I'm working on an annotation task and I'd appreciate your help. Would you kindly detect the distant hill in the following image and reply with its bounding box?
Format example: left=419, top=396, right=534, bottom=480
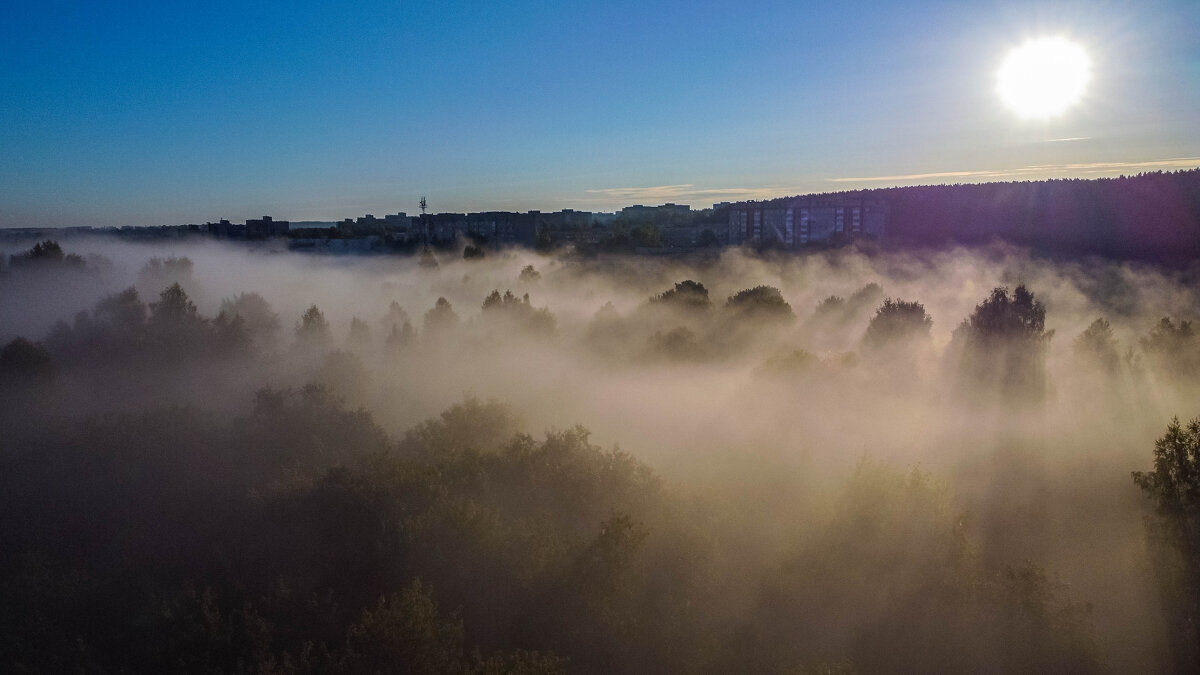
left=760, top=169, right=1200, bottom=262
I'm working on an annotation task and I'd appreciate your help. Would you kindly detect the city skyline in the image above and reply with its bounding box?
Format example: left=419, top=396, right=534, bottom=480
left=3, top=0, right=1199, bottom=228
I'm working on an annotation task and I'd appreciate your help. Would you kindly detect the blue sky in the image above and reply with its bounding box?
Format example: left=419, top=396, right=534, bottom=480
left=2, top=0, right=1198, bottom=227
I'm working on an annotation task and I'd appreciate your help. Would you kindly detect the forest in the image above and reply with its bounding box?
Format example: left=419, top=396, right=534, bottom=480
left=754, top=169, right=1200, bottom=261
left=1, top=236, right=1199, bottom=673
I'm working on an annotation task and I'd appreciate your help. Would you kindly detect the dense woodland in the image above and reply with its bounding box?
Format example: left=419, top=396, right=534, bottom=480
left=2, top=238, right=1199, bottom=673
left=755, top=170, right=1200, bottom=261
left=883, top=170, right=1200, bottom=260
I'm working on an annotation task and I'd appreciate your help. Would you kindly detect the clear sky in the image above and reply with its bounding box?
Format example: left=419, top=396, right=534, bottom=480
left=2, top=0, right=1198, bottom=227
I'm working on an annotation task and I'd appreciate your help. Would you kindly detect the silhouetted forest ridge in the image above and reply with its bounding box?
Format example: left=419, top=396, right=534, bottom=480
left=750, top=169, right=1200, bottom=260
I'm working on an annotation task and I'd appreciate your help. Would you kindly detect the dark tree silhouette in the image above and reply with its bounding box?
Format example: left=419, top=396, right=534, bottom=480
left=9, top=240, right=86, bottom=269
left=218, top=292, right=281, bottom=346
left=1141, top=318, right=1199, bottom=381
left=863, top=298, right=933, bottom=351
left=647, top=326, right=703, bottom=361
left=519, top=264, right=541, bottom=282
left=953, top=285, right=1053, bottom=403
left=1073, top=318, right=1121, bottom=374
left=26, top=240, right=64, bottom=261
left=481, top=290, right=556, bottom=335
left=296, top=305, right=332, bottom=347
left=147, top=283, right=212, bottom=355
left=1133, top=416, right=1200, bottom=672
left=94, top=287, right=147, bottom=335
left=423, top=297, right=459, bottom=334
left=149, top=283, right=200, bottom=325
left=757, top=348, right=819, bottom=376
left=813, top=295, right=846, bottom=317
left=724, top=286, right=796, bottom=322
left=0, top=337, right=55, bottom=383
left=651, top=280, right=712, bottom=313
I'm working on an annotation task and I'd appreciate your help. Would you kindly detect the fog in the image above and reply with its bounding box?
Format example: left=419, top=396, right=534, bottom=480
left=2, top=236, right=1198, bottom=673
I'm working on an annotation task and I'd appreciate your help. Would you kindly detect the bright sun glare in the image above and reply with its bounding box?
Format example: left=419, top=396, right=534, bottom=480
left=997, top=37, right=1091, bottom=119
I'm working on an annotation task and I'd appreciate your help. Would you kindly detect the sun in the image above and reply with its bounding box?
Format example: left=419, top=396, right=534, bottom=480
left=997, top=37, right=1091, bottom=119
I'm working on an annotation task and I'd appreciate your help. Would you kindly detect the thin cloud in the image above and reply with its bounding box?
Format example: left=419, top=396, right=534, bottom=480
left=583, top=184, right=801, bottom=204
left=1019, top=157, right=1200, bottom=172
left=828, top=157, right=1200, bottom=184
left=827, top=170, right=1008, bottom=183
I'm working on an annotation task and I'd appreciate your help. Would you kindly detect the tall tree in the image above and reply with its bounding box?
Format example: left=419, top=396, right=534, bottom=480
left=296, top=305, right=332, bottom=348
left=1073, top=318, right=1121, bottom=374
left=1133, top=416, right=1200, bottom=672
left=862, top=298, right=933, bottom=352
left=953, top=285, right=1053, bottom=403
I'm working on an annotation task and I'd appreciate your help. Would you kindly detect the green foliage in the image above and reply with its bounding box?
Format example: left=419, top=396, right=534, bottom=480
left=724, top=285, right=796, bottom=322
left=219, top=292, right=281, bottom=344
left=1140, top=317, right=1199, bottom=381
left=149, top=282, right=201, bottom=325
left=400, top=396, right=521, bottom=459
left=241, top=384, right=391, bottom=474
left=9, top=240, right=87, bottom=270
left=519, top=264, right=541, bottom=282
left=144, top=281, right=208, bottom=353
left=862, top=298, right=932, bottom=351
left=647, top=326, right=704, bottom=361
left=41, top=285, right=282, bottom=367
left=953, top=285, right=1054, bottom=403
left=27, top=240, right=64, bottom=261
left=651, top=280, right=712, bottom=313
left=481, top=290, right=556, bottom=335
left=814, top=295, right=846, bottom=317
left=1073, top=317, right=1121, bottom=374
left=757, top=348, right=819, bottom=376
left=630, top=223, right=664, bottom=248
left=0, top=388, right=1111, bottom=674
left=296, top=305, right=332, bottom=347
left=1133, top=416, right=1200, bottom=671
left=94, top=286, right=147, bottom=334
left=341, top=581, right=473, bottom=675
left=965, top=285, right=1048, bottom=342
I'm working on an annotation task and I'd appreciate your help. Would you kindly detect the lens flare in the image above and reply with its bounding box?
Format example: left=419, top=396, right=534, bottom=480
left=998, top=37, right=1091, bottom=119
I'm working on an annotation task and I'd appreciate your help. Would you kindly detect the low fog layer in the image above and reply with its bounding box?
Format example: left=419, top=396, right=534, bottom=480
left=2, top=237, right=1199, bottom=673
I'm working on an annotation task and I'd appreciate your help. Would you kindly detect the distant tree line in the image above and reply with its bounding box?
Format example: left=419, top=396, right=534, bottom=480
left=876, top=170, right=1200, bottom=261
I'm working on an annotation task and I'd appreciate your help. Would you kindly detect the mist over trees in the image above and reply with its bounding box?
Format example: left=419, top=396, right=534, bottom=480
left=1134, top=417, right=1200, bottom=673
left=1, top=237, right=1199, bottom=672
left=951, top=285, right=1053, bottom=404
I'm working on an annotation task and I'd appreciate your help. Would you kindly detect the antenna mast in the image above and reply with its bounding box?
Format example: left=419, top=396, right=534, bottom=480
left=419, top=196, right=429, bottom=247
